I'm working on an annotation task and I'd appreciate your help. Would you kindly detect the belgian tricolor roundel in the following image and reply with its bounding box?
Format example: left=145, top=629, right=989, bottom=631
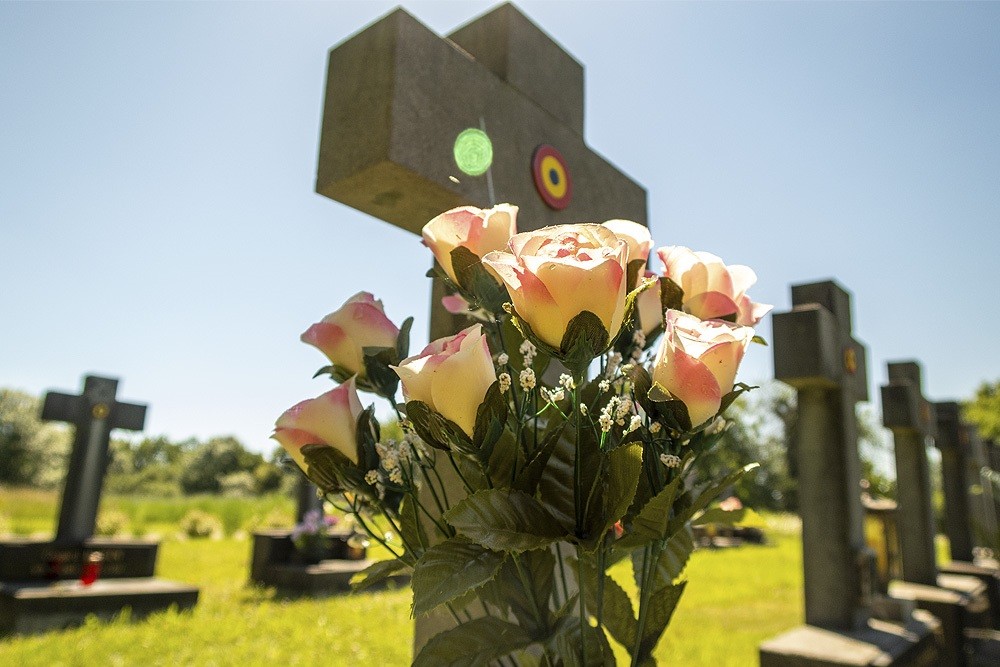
left=532, top=145, right=572, bottom=210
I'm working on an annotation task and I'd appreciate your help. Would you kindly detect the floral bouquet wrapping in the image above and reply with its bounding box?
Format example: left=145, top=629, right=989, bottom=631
left=273, top=204, right=770, bottom=666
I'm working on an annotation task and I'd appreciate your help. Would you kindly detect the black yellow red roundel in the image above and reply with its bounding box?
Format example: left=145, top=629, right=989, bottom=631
left=532, top=145, right=572, bottom=210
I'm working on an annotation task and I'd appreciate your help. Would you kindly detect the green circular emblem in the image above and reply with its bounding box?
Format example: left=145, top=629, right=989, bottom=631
left=453, top=128, right=493, bottom=177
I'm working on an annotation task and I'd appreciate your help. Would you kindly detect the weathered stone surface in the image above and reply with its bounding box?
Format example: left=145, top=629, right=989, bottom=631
left=0, top=539, right=158, bottom=582
left=935, top=401, right=976, bottom=563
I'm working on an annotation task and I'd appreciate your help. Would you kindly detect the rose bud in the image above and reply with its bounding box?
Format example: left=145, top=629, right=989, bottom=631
left=656, top=246, right=772, bottom=326
left=636, top=271, right=664, bottom=337
left=391, top=324, right=496, bottom=438
left=301, top=292, right=400, bottom=379
left=482, top=223, right=628, bottom=350
left=272, top=377, right=364, bottom=470
left=602, top=219, right=652, bottom=266
left=651, top=310, right=754, bottom=428
left=422, top=204, right=518, bottom=285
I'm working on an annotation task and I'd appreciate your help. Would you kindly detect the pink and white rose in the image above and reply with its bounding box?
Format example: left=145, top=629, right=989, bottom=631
left=422, top=204, right=518, bottom=284
left=651, top=310, right=754, bottom=427
left=602, top=219, right=652, bottom=266
left=636, top=271, right=664, bottom=337
left=482, top=224, right=628, bottom=349
left=272, top=378, right=364, bottom=469
left=301, top=292, right=400, bottom=379
left=392, top=324, right=496, bottom=438
left=656, top=246, right=771, bottom=326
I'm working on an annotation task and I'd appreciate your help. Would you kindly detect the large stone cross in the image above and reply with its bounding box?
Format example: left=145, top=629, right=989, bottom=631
left=315, top=3, right=648, bottom=338
left=934, top=401, right=975, bottom=563
left=771, top=280, right=870, bottom=630
left=881, top=361, right=938, bottom=586
left=41, top=375, right=147, bottom=544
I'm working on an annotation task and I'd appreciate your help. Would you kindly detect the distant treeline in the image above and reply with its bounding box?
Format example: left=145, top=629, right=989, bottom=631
left=0, top=388, right=294, bottom=497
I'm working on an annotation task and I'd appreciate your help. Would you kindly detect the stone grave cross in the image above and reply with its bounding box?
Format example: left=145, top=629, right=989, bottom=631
left=881, top=361, right=938, bottom=586
left=315, top=4, right=648, bottom=337
left=771, top=280, right=871, bottom=630
left=41, top=375, right=147, bottom=543
left=935, top=401, right=975, bottom=563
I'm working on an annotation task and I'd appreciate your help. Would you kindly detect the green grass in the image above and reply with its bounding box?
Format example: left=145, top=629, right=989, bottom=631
left=0, top=489, right=804, bottom=665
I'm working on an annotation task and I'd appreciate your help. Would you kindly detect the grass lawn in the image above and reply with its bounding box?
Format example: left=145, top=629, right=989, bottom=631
left=0, top=490, right=804, bottom=665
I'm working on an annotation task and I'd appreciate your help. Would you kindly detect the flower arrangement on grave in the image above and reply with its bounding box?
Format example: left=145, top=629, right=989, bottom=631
left=290, top=508, right=339, bottom=563
left=273, top=204, right=770, bottom=666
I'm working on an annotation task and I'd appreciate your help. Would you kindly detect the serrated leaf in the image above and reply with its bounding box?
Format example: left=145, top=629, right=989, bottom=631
left=412, top=616, right=535, bottom=667
left=591, top=443, right=642, bottom=547
left=514, top=422, right=564, bottom=495
left=406, top=400, right=474, bottom=453
left=411, top=536, right=506, bottom=616
left=486, top=430, right=519, bottom=489
left=537, top=424, right=601, bottom=537
left=638, top=581, right=687, bottom=660
left=667, top=463, right=759, bottom=535
left=632, top=527, right=694, bottom=592
left=444, top=489, right=567, bottom=552
left=546, top=611, right=616, bottom=667
left=350, top=558, right=412, bottom=591
left=578, top=557, right=637, bottom=651
left=473, top=381, right=508, bottom=463
left=691, top=507, right=747, bottom=526
left=619, top=473, right=685, bottom=546
left=559, top=310, right=610, bottom=373
left=399, top=494, right=430, bottom=558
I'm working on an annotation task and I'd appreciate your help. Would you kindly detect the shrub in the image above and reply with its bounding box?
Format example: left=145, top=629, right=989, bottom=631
left=95, top=509, right=131, bottom=537
left=178, top=509, right=223, bottom=539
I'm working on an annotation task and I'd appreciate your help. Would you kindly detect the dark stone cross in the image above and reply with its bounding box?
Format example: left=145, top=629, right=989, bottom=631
left=41, top=375, right=146, bottom=544
left=771, top=280, right=871, bottom=630
left=881, top=361, right=938, bottom=587
left=935, top=401, right=975, bottom=563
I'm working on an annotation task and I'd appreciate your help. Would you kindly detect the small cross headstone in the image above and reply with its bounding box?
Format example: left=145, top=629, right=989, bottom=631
left=41, top=375, right=146, bottom=543
left=881, top=361, right=938, bottom=587
left=935, top=401, right=975, bottom=563
left=770, top=280, right=870, bottom=630
left=967, top=429, right=998, bottom=550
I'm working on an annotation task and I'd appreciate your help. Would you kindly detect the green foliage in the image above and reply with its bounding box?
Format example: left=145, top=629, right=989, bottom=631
left=965, top=379, right=1000, bottom=442
left=95, top=509, right=131, bottom=537
left=180, top=436, right=267, bottom=495
left=0, top=389, right=70, bottom=488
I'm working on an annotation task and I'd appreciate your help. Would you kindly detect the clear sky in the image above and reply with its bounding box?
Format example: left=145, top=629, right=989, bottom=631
left=2, top=1, right=998, bottom=456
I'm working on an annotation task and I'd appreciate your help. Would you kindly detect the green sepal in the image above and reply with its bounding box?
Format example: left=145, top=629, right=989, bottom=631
left=624, top=364, right=654, bottom=415
left=718, top=382, right=757, bottom=416
left=659, top=276, right=684, bottom=313
left=349, top=558, right=412, bottom=592
left=396, top=316, right=414, bottom=361
left=751, top=334, right=768, bottom=346
left=362, top=345, right=400, bottom=399
left=626, top=258, right=647, bottom=292
left=559, top=310, right=611, bottom=374
left=312, top=364, right=354, bottom=384
left=354, top=405, right=381, bottom=473
left=411, top=536, right=506, bottom=617
left=412, top=616, right=535, bottom=667
left=444, top=489, right=567, bottom=553
left=300, top=444, right=368, bottom=496
left=473, top=380, right=508, bottom=464
left=405, top=400, right=474, bottom=454
left=647, top=382, right=693, bottom=432
left=450, top=246, right=510, bottom=315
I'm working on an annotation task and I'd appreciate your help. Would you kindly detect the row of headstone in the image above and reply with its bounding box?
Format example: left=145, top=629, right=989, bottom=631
left=760, top=282, right=1000, bottom=666
left=0, top=375, right=198, bottom=634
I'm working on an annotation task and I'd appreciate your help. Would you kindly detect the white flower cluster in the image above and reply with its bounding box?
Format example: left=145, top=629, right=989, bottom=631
left=626, top=415, right=642, bottom=434
left=649, top=422, right=662, bottom=434
left=605, top=352, right=623, bottom=379
left=519, top=339, right=537, bottom=367
left=599, top=395, right=634, bottom=433
left=519, top=368, right=536, bottom=391
left=558, top=373, right=575, bottom=391
left=660, top=453, right=681, bottom=468
left=630, top=330, right=646, bottom=362
left=540, top=386, right=565, bottom=404
left=498, top=372, right=512, bottom=394
left=497, top=352, right=509, bottom=366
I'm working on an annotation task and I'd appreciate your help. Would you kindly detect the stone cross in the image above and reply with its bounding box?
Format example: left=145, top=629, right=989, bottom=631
left=880, top=361, right=938, bottom=586
left=967, top=429, right=998, bottom=549
left=41, top=375, right=146, bottom=544
left=934, top=401, right=975, bottom=563
left=295, top=477, right=324, bottom=524
left=315, top=3, right=648, bottom=338
left=772, top=280, right=871, bottom=630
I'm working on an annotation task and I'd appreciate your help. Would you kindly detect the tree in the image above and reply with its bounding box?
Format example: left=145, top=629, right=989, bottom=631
left=0, top=389, right=70, bottom=488
left=965, top=380, right=1000, bottom=442
left=179, top=436, right=272, bottom=495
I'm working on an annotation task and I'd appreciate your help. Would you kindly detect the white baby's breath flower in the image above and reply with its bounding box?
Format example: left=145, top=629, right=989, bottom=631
left=599, top=413, right=613, bottom=433
left=558, top=373, right=576, bottom=391
left=498, top=372, right=512, bottom=394
left=660, top=453, right=681, bottom=468
left=388, top=467, right=404, bottom=485
left=627, top=415, right=642, bottom=433
left=549, top=388, right=565, bottom=403
left=580, top=404, right=588, bottom=416
left=649, top=422, right=662, bottom=434
left=519, top=368, right=536, bottom=391
left=497, top=353, right=509, bottom=366
left=364, top=470, right=379, bottom=485
left=599, top=379, right=611, bottom=392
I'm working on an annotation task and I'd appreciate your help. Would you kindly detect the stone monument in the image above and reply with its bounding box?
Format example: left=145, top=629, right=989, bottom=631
left=882, top=362, right=993, bottom=664
left=759, top=281, right=939, bottom=666
left=0, top=374, right=198, bottom=634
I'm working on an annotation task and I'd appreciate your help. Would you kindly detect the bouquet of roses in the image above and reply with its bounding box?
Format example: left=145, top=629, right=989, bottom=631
left=273, top=204, right=769, bottom=666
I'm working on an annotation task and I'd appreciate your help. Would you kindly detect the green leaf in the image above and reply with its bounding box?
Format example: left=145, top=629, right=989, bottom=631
left=537, top=424, right=602, bottom=537
left=559, top=310, right=610, bottom=373
left=632, top=527, right=694, bottom=592
left=398, top=494, right=430, bottom=559
left=300, top=444, right=365, bottom=495
left=412, top=616, right=535, bottom=667
left=659, top=277, right=684, bottom=312
left=354, top=406, right=380, bottom=473
left=350, top=558, right=412, bottom=591
left=617, top=473, right=686, bottom=548
left=751, top=334, right=768, bottom=346
left=691, top=507, right=748, bottom=527
left=578, top=557, right=637, bottom=651
left=546, top=611, right=616, bottom=667
left=647, top=383, right=693, bottom=432
left=444, top=489, right=567, bottom=553
left=638, top=581, right=687, bottom=660
left=486, top=430, right=519, bottom=490
left=513, top=422, right=564, bottom=495
left=406, top=400, right=474, bottom=454
left=450, top=246, right=509, bottom=314
left=718, top=383, right=757, bottom=416
left=411, top=536, right=506, bottom=616
left=473, top=381, right=508, bottom=464
left=396, top=316, right=414, bottom=361
left=589, top=443, right=643, bottom=549
left=667, top=463, right=760, bottom=535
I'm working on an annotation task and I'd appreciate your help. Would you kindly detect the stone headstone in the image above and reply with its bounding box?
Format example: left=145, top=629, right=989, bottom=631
left=935, top=401, right=975, bottom=563
left=0, top=374, right=198, bottom=634
left=881, top=361, right=938, bottom=587
left=760, top=281, right=940, bottom=666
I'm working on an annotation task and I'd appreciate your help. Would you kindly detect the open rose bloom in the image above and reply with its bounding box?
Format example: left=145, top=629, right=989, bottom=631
left=274, top=204, right=769, bottom=666
left=657, top=245, right=771, bottom=326
left=482, top=223, right=628, bottom=350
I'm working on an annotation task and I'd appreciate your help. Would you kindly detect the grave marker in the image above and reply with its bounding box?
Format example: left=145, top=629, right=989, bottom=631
left=760, top=281, right=939, bottom=666
left=935, top=401, right=975, bottom=563
left=0, top=374, right=198, bottom=634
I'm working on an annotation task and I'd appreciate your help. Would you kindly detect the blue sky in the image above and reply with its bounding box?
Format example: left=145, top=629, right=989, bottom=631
left=2, top=1, right=998, bottom=456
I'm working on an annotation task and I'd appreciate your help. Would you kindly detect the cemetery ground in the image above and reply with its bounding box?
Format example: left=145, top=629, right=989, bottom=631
left=0, top=488, right=810, bottom=665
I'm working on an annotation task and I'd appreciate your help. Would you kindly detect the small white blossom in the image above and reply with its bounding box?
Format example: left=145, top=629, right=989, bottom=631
left=498, top=372, right=512, bottom=394
left=599, top=379, right=611, bottom=392
left=627, top=415, right=642, bottom=433
left=558, top=373, right=576, bottom=391
left=364, top=470, right=379, bottom=485
left=660, top=453, right=681, bottom=468
left=605, top=352, right=623, bottom=378
left=497, top=353, right=509, bottom=366
left=706, top=417, right=727, bottom=435
left=599, top=413, right=613, bottom=433
left=580, top=404, right=588, bottom=416
left=615, top=397, right=633, bottom=421
left=519, top=339, right=537, bottom=366
left=388, top=467, right=404, bottom=485
left=549, top=388, right=565, bottom=403
left=502, top=302, right=513, bottom=314
left=632, top=330, right=646, bottom=348
left=649, top=422, right=662, bottom=434
left=519, top=368, right=536, bottom=391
